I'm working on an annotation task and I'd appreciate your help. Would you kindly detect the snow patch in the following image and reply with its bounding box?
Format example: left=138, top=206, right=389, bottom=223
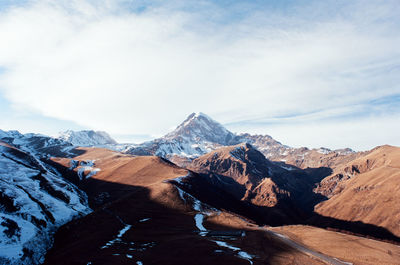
left=280, top=165, right=295, bottom=171
left=101, top=224, right=132, bottom=249
left=213, top=240, right=254, bottom=264
left=317, top=148, right=331, bottom=155
left=58, top=130, right=117, bottom=146
left=172, top=184, right=218, bottom=236
left=76, top=160, right=101, bottom=180
left=194, top=214, right=206, bottom=232
left=230, top=146, right=245, bottom=161
left=172, top=173, right=190, bottom=185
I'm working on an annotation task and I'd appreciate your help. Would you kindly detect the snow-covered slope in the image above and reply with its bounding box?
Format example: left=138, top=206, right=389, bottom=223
left=58, top=130, right=117, bottom=146
left=0, top=134, right=91, bottom=264
left=0, top=129, right=78, bottom=159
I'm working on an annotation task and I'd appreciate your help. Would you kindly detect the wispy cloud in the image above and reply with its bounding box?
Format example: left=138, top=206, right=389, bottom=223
left=0, top=0, right=399, bottom=149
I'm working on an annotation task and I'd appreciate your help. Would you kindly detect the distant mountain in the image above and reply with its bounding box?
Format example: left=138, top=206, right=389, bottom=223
left=0, top=140, right=90, bottom=264
left=125, top=112, right=234, bottom=157
left=165, top=112, right=234, bottom=144
left=58, top=130, right=117, bottom=146
left=125, top=113, right=356, bottom=170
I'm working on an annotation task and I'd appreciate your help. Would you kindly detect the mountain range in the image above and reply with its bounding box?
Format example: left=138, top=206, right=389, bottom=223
left=0, top=113, right=399, bottom=265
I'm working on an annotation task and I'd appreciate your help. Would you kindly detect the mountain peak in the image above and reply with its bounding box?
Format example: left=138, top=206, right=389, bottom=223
left=180, top=112, right=214, bottom=127
left=58, top=130, right=117, bottom=146
left=165, top=112, right=234, bottom=145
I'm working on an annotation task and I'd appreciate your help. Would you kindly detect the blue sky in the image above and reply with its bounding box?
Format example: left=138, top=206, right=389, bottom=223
left=0, top=0, right=399, bottom=150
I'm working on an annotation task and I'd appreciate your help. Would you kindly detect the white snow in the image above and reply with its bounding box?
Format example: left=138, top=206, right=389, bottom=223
left=172, top=173, right=190, bottom=185
left=69, top=160, right=79, bottom=170
left=317, top=147, right=331, bottom=155
left=230, top=146, right=245, bottom=161
left=101, top=224, right=132, bottom=249
left=0, top=144, right=91, bottom=265
left=214, top=240, right=240, bottom=251
left=139, top=218, right=151, bottom=223
left=117, top=225, right=132, bottom=238
left=76, top=160, right=100, bottom=180
left=172, top=183, right=219, bottom=236
left=271, top=232, right=288, bottom=239
left=194, top=214, right=206, bottom=232
left=175, top=187, right=187, bottom=203
left=280, top=165, right=295, bottom=171
left=213, top=240, right=254, bottom=265
left=0, top=215, right=37, bottom=260
left=131, top=112, right=234, bottom=159
left=238, top=251, right=254, bottom=263
left=126, top=254, right=133, bottom=259
left=190, top=193, right=211, bottom=235
left=85, top=168, right=101, bottom=178
left=136, top=262, right=143, bottom=265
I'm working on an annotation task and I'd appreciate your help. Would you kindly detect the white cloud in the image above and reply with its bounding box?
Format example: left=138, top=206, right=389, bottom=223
left=0, top=0, right=399, bottom=149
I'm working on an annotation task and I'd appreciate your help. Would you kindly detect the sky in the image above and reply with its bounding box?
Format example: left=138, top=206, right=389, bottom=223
left=0, top=0, right=399, bottom=150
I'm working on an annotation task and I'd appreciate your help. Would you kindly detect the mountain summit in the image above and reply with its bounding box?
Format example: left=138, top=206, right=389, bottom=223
left=126, top=113, right=233, bottom=158
left=165, top=112, right=234, bottom=145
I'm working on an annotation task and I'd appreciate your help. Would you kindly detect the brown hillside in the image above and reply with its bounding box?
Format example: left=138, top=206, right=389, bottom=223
left=187, top=143, right=293, bottom=207
left=184, top=143, right=327, bottom=226
left=271, top=225, right=400, bottom=265
left=314, top=145, right=400, bottom=237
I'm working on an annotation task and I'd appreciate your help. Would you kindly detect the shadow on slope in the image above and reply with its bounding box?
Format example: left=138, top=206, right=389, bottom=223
left=269, top=165, right=333, bottom=213
left=43, top=178, right=320, bottom=265
left=175, top=171, right=400, bottom=244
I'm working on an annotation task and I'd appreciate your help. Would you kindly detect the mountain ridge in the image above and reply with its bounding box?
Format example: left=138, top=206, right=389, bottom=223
left=58, top=130, right=118, bottom=146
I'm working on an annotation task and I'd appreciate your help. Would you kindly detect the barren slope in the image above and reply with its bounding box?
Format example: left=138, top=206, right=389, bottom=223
left=270, top=225, right=400, bottom=265
left=314, top=145, right=400, bottom=237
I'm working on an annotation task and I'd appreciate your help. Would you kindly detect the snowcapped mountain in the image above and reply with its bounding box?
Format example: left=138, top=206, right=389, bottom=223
left=125, top=113, right=355, bottom=169
left=58, top=130, right=117, bottom=146
left=126, top=112, right=235, bottom=158
left=164, top=112, right=234, bottom=144
left=0, top=139, right=91, bottom=264
left=0, top=129, right=77, bottom=158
